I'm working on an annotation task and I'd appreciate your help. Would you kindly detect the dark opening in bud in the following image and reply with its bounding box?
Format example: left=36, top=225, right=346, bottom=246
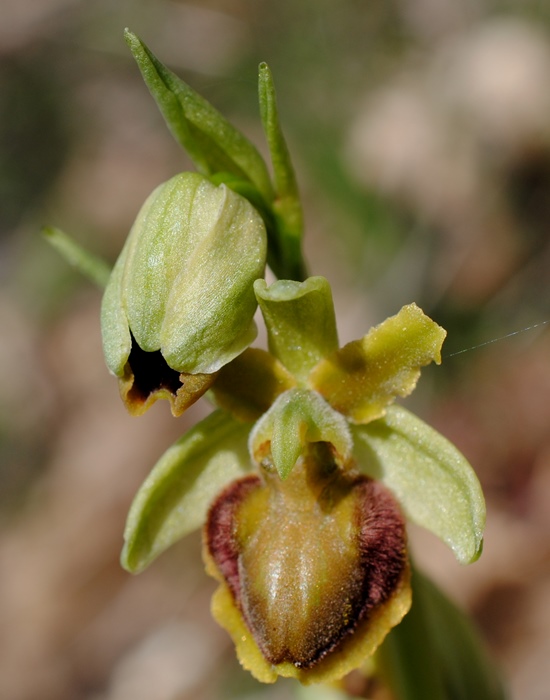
left=126, top=335, right=182, bottom=404
left=118, top=334, right=217, bottom=417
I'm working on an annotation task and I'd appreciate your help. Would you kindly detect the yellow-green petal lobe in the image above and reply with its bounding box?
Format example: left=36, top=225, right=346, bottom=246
left=122, top=410, right=252, bottom=573
left=352, top=405, right=486, bottom=565
left=308, top=303, right=446, bottom=424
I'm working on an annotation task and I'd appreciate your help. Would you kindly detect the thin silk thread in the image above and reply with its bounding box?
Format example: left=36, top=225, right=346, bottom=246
left=444, top=320, right=550, bottom=359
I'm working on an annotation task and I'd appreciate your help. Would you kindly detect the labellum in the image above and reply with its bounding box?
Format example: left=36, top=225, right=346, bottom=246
left=204, top=442, right=411, bottom=683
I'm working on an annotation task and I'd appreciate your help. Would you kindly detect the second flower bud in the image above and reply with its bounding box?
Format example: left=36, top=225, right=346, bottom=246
left=101, top=172, right=267, bottom=415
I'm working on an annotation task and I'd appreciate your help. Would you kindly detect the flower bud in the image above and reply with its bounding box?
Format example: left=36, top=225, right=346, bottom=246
left=101, top=172, right=267, bottom=415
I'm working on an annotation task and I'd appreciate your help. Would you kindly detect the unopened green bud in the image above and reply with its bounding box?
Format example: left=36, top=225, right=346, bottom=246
left=101, top=172, right=267, bottom=416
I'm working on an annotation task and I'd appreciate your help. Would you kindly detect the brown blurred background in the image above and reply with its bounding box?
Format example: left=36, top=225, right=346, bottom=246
left=1, top=1, right=550, bottom=698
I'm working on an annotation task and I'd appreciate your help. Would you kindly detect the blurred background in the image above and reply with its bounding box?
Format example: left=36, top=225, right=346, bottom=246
left=1, top=1, right=550, bottom=698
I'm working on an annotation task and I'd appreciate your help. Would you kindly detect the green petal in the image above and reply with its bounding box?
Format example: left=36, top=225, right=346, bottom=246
left=377, top=567, right=506, bottom=700
left=352, top=405, right=485, bottom=565
left=249, top=388, right=352, bottom=480
left=308, top=303, right=446, bottom=424
left=121, top=410, right=252, bottom=573
left=124, top=30, right=274, bottom=204
left=254, top=277, right=339, bottom=382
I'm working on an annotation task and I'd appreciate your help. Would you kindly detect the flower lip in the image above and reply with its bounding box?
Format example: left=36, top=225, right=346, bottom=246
left=204, top=444, right=410, bottom=680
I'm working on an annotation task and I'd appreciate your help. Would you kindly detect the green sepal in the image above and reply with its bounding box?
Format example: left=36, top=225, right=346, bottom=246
left=208, top=172, right=276, bottom=231
left=249, top=388, right=352, bottom=480
left=42, top=227, right=111, bottom=288
left=101, top=246, right=132, bottom=377
left=377, top=567, right=506, bottom=700
left=258, top=62, right=306, bottom=282
left=124, top=29, right=274, bottom=204
left=208, top=172, right=283, bottom=278
left=254, top=277, right=339, bottom=382
left=121, top=410, right=252, bottom=573
left=352, top=405, right=485, bottom=565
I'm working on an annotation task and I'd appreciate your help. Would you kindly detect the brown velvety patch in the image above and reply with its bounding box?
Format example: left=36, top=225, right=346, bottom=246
left=205, top=475, right=262, bottom=603
left=355, top=479, right=408, bottom=623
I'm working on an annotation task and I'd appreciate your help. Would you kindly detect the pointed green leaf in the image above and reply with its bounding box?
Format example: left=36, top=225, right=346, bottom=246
left=352, top=405, right=485, bottom=564
left=42, top=227, right=111, bottom=288
left=377, top=567, right=506, bottom=700
left=124, top=29, right=274, bottom=203
left=377, top=568, right=448, bottom=700
left=415, top=570, right=507, bottom=700
left=122, top=410, right=252, bottom=573
left=249, top=388, right=352, bottom=479
left=254, top=277, right=339, bottom=382
left=309, top=303, right=446, bottom=424
left=258, top=62, right=306, bottom=281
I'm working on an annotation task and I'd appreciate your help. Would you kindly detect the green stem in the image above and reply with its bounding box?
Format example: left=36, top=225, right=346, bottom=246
left=42, top=227, right=111, bottom=288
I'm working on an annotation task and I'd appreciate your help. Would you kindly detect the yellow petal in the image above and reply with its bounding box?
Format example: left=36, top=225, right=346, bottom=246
left=308, top=303, right=446, bottom=424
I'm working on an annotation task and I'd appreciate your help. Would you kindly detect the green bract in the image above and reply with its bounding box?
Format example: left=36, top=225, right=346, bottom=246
left=377, top=567, right=506, bottom=700
left=125, top=30, right=305, bottom=281
left=101, top=171, right=266, bottom=416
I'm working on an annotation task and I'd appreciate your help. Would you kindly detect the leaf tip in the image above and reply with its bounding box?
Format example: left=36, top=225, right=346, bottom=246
left=123, top=28, right=142, bottom=56
left=120, top=542, right=139, bottom=574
